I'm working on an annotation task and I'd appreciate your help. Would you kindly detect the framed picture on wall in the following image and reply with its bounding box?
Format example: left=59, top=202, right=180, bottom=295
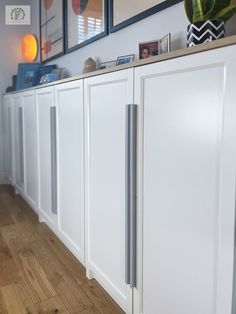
left=65, top=0, right=108, bottom=53
left=40, top=0, right=65, bottom=63
left=109, top=0, right=183, bottom=33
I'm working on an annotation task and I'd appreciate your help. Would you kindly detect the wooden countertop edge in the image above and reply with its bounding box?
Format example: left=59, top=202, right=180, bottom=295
left=5, top=35, right=236, bottom=96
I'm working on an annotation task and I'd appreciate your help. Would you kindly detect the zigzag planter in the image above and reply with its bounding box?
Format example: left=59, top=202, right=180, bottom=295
left=187, top=19, right=225, bottom=47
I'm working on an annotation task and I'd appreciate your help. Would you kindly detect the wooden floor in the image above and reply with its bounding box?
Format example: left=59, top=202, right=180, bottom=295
left=0, top=185, right=124, bottom=314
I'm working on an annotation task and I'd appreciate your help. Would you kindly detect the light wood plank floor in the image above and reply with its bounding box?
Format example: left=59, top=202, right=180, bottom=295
left=0, top=185, right=124, bottom=314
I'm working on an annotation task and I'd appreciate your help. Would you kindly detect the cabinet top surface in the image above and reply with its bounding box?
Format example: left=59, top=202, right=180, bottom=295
left=5, top=35, right=236, bottom=95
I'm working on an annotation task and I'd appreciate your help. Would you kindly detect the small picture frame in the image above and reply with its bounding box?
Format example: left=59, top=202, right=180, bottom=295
left=99, top=60, right=116, bottom=70
left=39, top=68, right=66, bottom=84
left=116, top=54, right=135, bottom=66
left=139, top=40, right=159, bottom=60
left=36, top=64, right=57, bottom=85
left=139, top=33, right=171, bottom=60
left=159, top=33, right=171, bottom=54
left=16, top=63, right=41, bottom=90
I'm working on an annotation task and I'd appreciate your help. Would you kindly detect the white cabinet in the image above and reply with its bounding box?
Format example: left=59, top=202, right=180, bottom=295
left=55, top=80, right=85, bottom=264
left=3, top=43, right=236, bottom=314
left=22, top=91, right=38, bottom=211
left=36, top=86, right=57, bottom=230
left=12, top=94, right=24, bottom=193
left=134, top=47, right=236, bottom=314
left=3, top=95, right=14, bottom=184
left=84, top=69, right=133, bottom=313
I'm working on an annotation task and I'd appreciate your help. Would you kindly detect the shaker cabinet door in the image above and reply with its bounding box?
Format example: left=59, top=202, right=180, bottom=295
left=36, top=87, right=57, bottom=230
left=55, top=80, right=85, bottom=264
left=22, top=91, right=38, bottom=210
left=84, top=69, right=134, bottom=313
left=13, top=95, right=24, bottom=193
left=134, top=46, right=236, bottom=314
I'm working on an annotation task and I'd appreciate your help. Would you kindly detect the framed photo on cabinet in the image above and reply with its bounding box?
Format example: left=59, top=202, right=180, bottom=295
left=40, top=0, right=65, bottom=63
left=109, top=0, right=182, bottom=32
left=65, top=0, right=108, bottom=53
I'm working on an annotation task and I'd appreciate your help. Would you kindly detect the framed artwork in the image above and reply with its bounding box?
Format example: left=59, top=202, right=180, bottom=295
left=109, top=0, right=183, bottom=32
left=65, top=0, right=108, bottom=53
left=16, top=63, right=41, bottom=90
left=40, top=0, right=65, bottom=63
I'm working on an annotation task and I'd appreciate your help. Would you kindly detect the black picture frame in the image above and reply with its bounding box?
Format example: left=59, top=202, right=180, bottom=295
left=109, top=0, right=183, bottom=33
left=16, top=63, right=41, bottom=90
left=65, top=0, right=108, bottom=54
left=40, top=0, right=65, bottom=63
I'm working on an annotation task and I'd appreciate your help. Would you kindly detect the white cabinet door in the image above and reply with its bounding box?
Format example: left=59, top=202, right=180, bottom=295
left=12, top=94, right=24, bottom=193
left=3, top=95, right=14, bottom=184
left=22, top=91, right=38, bottom=211
left=36, top=87, right=57, bottom=230
left=84, top=69, right=133, bottom=313
left=134, top=46, right=236, bottom=314
left=55, top=80, right=85, bottom=264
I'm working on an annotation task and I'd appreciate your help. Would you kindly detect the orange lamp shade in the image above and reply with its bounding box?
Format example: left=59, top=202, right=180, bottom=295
left=21, top=34, right=38, bottom=62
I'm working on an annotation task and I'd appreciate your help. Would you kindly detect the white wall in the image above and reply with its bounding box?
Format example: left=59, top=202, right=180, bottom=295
left=0, top=0, right=38, bottom=183
left=43, top=2, right=236, bottom=76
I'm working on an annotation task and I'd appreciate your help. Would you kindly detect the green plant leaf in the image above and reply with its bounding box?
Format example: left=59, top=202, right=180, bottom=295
left=214, top=4, right=236, bottom=21
left=192, top=0, right=204, bottom=22
left=184, top=0, right=194, bottom=23
left=204, top=0, right=231, bottom=19
left=203, top=0, right=215, bottom=16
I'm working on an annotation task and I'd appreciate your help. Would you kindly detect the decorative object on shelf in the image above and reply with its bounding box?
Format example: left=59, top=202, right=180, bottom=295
left=185, top=0, right=236, bottom=47
left=21, top=34, right=38, bottom=62
left=39, top=67, right=67, bottom=84
left=159, top=33, right=171, bottom=54
left=65, top=0, right=108, bottom=52
left=5, top=5, right=31, bottom=25
left=109, top=0, right=182, bottom=33
left=139, top=40, right=159, bottom=59
left=116, top=54, right=135, bottom=66
left=16, top=63, right=41, bottom=90
left=83, top=57, right=97, bottom=74
left=40, top=0, right=64, bottom=63
left=99, top=60, right=116, bottom=70
left=36, top=64, right=57, bottom=85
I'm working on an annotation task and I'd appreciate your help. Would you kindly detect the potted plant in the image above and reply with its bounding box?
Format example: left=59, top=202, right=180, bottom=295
left=185, top=0, right=236, bottom=47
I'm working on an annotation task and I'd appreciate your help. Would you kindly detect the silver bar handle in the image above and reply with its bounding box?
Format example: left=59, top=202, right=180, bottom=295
left=18, top=107, right=24, bottom=185
left=125, top=105, right=131, bottom=285
left=50, top=106, right=57, bottom=215
left=129, top=104, right=137, bottom=289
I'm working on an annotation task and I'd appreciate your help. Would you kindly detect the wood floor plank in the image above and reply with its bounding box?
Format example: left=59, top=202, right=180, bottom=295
left=0, top=283, right=37, bottom=314
left=0, top=185, right=124, bottom=314
left=74, top=305, right=101, bottom=314
left=30, top=240, right=93, bottom=313
left=0, top=231, right=20, bottom=287
left=0, top=200, right=14, bottom=227
left=0, top=224, right=56, bottom=303
left=35, top=295, right=69, bottom=314
left=38, top=225, right=124, bottom=314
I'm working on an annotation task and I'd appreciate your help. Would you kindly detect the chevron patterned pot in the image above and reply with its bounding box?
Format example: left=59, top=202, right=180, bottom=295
left=187, top=19, right=226, bottom=47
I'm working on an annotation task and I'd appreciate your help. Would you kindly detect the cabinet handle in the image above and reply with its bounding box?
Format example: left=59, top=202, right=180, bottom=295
left=50, top=106, right=57, bottom=215
left=125, top=104, right=138, bottom=288
left=18, top=107, right=24, bottom=185
left=125, top=105, right=131, bottom=285
left=129, top=104, right=137, bottom=289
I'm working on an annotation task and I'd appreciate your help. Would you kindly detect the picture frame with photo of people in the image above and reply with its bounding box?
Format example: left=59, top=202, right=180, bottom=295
left=139, top=33, right=171, bottom=60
